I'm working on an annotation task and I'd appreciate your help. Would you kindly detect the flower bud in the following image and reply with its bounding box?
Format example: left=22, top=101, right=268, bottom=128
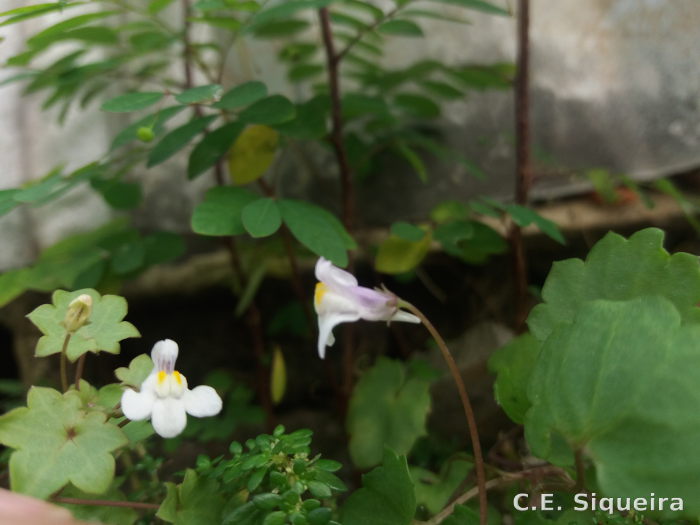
left=63, top=294, right=93, bottom=333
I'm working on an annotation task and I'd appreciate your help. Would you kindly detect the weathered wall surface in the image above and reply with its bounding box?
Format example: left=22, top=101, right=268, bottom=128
left=1, top=0, right=699, bottom=269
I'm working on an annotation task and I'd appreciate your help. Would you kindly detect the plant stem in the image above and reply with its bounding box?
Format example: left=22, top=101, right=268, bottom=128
left=335, top=5, right=401, bottom=62
left=318, top=7, right=358, bottom=415
left=420, top=466, right=572, bottom=525
left=510, top=0, right=532, bottom=331
left=400, top=302, right=488, bottom=525
left=59, top=334, right=71, bottom=392
left=318, top=7, right=354, bottom=233
left=52, top=497, right=159, bottom=510
left=73, top=354, right=86, bottom=390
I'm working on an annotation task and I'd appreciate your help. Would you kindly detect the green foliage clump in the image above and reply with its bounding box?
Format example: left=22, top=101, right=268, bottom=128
left=158, top=425, right=346, bottom=525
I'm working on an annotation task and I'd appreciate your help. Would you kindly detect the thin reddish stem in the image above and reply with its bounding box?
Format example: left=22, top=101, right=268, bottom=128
left=401, top=301, right=488, bottom=525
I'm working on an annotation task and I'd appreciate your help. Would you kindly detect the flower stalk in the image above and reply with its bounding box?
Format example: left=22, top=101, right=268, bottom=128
left=59, top=333, right=71, bottom=393
left=398, top=300, right=488, bottom=525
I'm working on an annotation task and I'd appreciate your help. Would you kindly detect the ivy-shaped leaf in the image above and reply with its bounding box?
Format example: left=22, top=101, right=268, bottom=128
left=347, top=358, right=437, bottom=469
left=528, top=228, right=700, bottom=341
left=488, top=333, right=540, bottom=424
left=115, top=353, right=153, bottom=389
left=526, top=297, right=700, bottom=514
left=157, top=469, right=225, bottom=524
left=27, top=289, right=140, bottom=362
left=341, top=449, right=416, bottom=525
left=0, top=387, right=127, bottom=498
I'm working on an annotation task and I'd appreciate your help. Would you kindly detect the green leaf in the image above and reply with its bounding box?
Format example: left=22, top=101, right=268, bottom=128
left=395, top=141, right=428, bottom=182
left=390, top=221, right=425, bottom=242
left=419, top=79, right=464, bottom=99
left=273, top=94, right=329, bottom=139
left=347, top=358, right=436, bottom=468
left=143, top=231, right=185, bottom=266
left=505, top=204, right=564, bottom=244
left=0, top=3, right=83, bottom=27
left=0, top=269, right=31, bottom=308
left=253, top=19, right=309, bottom=38
left=239, top=95, right=296, bottom=125
left=213, top=81, right=268, bottom=110
left=156, top=469, right=225, bottom=524
left=188, top=121, right=245, bottom=180
left=227, top=125, right=279, bottom=185
left=526, top=297, right=700, bottom=513
left=434, top=220, right=507, bottom=264
left=27, top=289, right=140, bottom=362
left=0, top=387, right=127, bottom=498
left=241, top=198, right=282, bottom=238
left=111, top=239, right=146, bottom=275
left=94, top=180, right=142, bottom=210
left=26, top=11, right=117, bottom=46
left=147, top=115, right=217, bottom=167
left=175, top=84, right=222, bottom=104
left=278, top=199, right=351, bottom=267
left=191, top=186, right=258, bottom=236
left=488, top=333, right=540, bottom=424
left=410, top=456, right=472, bottom=515
left=247, top=0, right=332, bottom=28
left=101, top=92, right=164, bottom=113
left=341, top=449, right=416, bottom=525
left=375, top=232, right=431, bottom=275
left=288, top=63, right=325, bottom=82
left=424, top=0, right=510, bottom=16
left=394, top=93, right=441, bottom=118
left=191, top=16, right=241, bottom=31
left=110, top=105, right=186, bottom=150
left=528, top=228, right=700, bottom=341
left=149, top=0, right=177, bottom=12
left=378, top=19, right=423, bottom=36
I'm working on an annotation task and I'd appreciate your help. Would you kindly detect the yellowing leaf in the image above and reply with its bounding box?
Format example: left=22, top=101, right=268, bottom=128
left=227, top=125, right=278, bottom=185
left=375, top=231, right=432, bottom=274
left=270, top=346, right=286, bottom=405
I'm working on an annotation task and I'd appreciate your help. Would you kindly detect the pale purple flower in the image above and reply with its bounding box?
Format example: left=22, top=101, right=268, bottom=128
left=121, top=339, right=222, bottom=438
left=313, top=257, right=420, bottom=358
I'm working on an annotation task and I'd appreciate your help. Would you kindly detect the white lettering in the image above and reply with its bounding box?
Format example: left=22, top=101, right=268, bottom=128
left=573, top=493, right=588, bottom=511
left=513, top=493, right=529, bottom=511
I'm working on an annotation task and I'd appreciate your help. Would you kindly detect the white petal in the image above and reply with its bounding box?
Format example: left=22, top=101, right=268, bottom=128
left=390, top=310, right=421, bottom=324
left=121, top=388, right=155, bottom=421
left=184, top=386, right=223, bottom=417
left=151, top=339, right=179, bottom=374
left=315, top=257, right=357, bottom=289
left=317, top=312, right=361, bottom=359
left=151, top=398, right=187, bottom=438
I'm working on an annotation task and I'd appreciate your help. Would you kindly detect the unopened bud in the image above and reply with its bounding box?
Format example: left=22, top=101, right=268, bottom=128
left=63, top=294, right=93, bottom=333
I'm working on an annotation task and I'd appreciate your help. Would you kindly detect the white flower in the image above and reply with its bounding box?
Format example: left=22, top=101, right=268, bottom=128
left=121, top=339, right=222, bottom=438
left=313, top=257, right=420, bottom=358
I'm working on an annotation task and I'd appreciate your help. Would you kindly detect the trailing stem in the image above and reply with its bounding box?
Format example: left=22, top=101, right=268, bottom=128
left=73, top=354, right=86, bottom=390
left=399, top=301, right=488, bottom=525
left=419, top=466, right=573, bottom=525
left=510, top=0, right=531, bottom=331
left=59, top=334, right=71, bottom=392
